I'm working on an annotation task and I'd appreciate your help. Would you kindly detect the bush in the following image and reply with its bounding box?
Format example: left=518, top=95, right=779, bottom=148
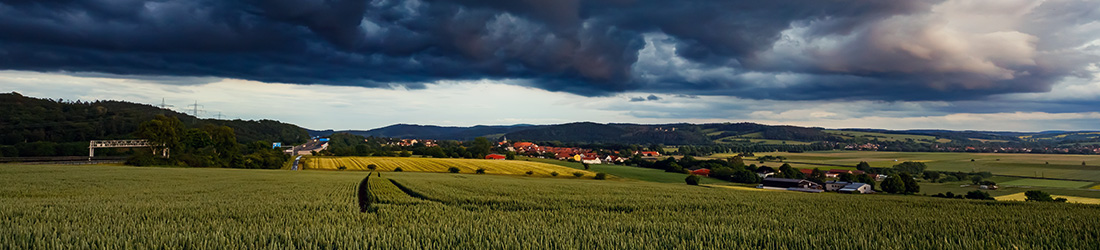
left=965, top=190, right=995, bottom=200
left=525, top=171, right=533, bottom=175
left=685, top=175, right=700, bottom=185
left=594, top=173, right=607, bottom=180
left=1025, top=190, right=1065, bottom=202
left=475, top=168, right=486, bottom=174
left=550, top=172, right=559, bottom=177
left=338, top=166, right=347, bottom=170
left=394, top=167, right=403, bottom=172
left=448, top=167, right=460, bottom=173
left=573, top=172, right=585, bottom=177
left=367, top=164, right=378, bottom=170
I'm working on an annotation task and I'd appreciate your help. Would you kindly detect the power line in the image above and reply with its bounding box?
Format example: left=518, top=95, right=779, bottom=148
left=158, top=98, right=174, bottom=110
left=187, top=101, right=205, bottom=117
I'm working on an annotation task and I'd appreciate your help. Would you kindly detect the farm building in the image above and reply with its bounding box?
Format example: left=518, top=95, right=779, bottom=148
left=639, top=151, right=661, bottom=157
left=758, top=178, right=823, bottom=193
left=691, top=168, right=711, bottom=176
left=581, top=156, right=602, bottom=164
left=825, top=181, right=873, bottom=194
left=485, top=154, right=507, bottom=160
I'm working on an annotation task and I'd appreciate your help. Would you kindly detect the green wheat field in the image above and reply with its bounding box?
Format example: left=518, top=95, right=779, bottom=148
left=3, top=164, right=1100, bottom=249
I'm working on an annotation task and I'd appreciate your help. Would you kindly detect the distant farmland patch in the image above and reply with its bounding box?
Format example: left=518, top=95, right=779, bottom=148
left=304, top=157, right=596, bottom=177
left=999, top=179, right=1094, bottom=189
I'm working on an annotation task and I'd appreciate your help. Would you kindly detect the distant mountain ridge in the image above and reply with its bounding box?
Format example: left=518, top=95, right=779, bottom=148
left=311, top=122, right=1100, bottom=146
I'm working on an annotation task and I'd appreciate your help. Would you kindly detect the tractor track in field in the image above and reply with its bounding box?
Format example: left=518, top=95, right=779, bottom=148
left=387, top=179, right=444, bottom=204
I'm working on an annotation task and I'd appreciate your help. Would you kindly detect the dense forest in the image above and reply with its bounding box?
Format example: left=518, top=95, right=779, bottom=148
left=0, top=92, right=309, bottom=157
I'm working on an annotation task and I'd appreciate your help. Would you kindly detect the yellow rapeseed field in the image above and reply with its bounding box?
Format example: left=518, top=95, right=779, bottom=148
left=304, top=156, right=596, bottom=177
left=994, top=192, right=1100, bottom=204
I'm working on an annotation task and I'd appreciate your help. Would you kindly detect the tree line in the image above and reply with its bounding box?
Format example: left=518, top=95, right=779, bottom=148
left=127, top=115, right=288, bottom=169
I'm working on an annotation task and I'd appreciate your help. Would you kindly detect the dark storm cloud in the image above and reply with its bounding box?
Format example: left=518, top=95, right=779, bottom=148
left=0, top=0, right=1096, bottom=101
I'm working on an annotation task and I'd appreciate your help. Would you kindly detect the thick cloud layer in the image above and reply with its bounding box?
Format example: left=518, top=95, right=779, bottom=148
left=0, top=0, right=1097, bottom=101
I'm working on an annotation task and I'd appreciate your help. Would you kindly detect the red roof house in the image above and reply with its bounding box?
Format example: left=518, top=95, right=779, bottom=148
left=485, top=154, right=507, bottom=160
left=692, top=168, right=711, bottom=176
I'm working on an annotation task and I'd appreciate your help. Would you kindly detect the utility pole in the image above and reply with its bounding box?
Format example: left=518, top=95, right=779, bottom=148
left=216, top=112, right=224, bottom=120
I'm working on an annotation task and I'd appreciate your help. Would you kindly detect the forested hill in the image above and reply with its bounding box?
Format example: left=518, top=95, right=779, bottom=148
left=1, top=92, right=309, bottom=148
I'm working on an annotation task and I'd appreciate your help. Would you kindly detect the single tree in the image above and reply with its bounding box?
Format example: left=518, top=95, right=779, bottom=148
left=900, top=173, right=920, bottom=194
left=367, top=164, right=378, bottom=171
left=881, top=175, right=905, bottom=194
left=448, top=167, right=460, bottom=173
left=856, top=161, right=872, bottom=172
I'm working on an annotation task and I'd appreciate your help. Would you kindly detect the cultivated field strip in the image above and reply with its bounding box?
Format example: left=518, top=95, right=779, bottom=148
left=305, top=157, right=595, bottom=177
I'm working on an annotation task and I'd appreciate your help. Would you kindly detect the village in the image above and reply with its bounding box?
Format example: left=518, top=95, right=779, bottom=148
left=474, top=139, right=881, bottom=195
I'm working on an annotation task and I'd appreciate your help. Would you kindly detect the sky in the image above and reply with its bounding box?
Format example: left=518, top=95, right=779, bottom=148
left=1, top=0, right=1099, bottom=131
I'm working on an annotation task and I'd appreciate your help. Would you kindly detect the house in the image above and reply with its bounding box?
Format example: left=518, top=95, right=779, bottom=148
left=867, top=174, right=887, bottom=181
left=513, top=142, right=536, bottom=148
left=640, top=151, right=661, bottom=157
left=691, top=168, right=711, bottom=176
left=799, top=168, right=814, bottom=176
left=758, top=178, right=823, bottom=192
left=603, top=155, right=625, bottom=163
left=756, top=166, right=777, bottom=178
left=485, top=154, right=507, bottom=160
left=581, top=156, right=602, bottom=165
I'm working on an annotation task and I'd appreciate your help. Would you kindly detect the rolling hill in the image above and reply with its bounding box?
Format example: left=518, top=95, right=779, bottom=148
left=1, top=92, right=310, bottom=156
